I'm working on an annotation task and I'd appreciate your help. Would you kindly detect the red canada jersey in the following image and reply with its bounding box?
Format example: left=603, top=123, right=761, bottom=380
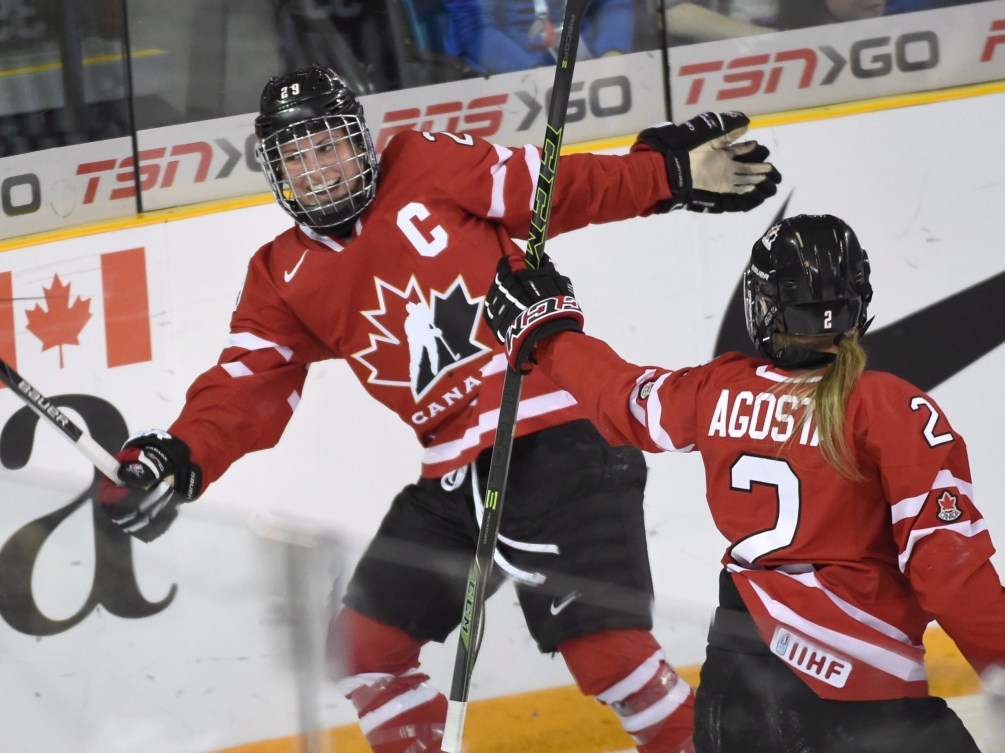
left=539, top=335, right=1005, bottom=701
left=168, top=130, right=671, bottom=486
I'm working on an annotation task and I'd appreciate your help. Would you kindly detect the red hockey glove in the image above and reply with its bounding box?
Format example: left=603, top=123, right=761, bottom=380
left=97, top=430, right=202, bottom=542
left=633, top=111, right=781, bottom=214
left=483, top=253, right=584, bottom=373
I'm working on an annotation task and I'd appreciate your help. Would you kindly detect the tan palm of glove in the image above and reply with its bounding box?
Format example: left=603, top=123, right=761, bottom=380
left=633, top=111, right=782, bottom=213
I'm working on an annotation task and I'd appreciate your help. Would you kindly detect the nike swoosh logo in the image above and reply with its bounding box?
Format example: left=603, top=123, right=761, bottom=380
left=713, top=193, right=1005, bottom=392
left=283, top=249, right=309, bottom=283
left=550, top=591, right=581, bottom=616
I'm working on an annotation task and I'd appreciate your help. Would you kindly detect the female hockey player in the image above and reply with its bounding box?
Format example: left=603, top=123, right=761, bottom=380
left=483, top=213, right=1005, bottom=752
left=96, top=64, right=780, bottom=753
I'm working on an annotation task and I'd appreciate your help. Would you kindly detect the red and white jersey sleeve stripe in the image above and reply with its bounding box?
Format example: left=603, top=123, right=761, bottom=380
left=876, top=418, right=1005, bottom=677
left=169, top=250, right=332, bottom=487
left=385, top=129, right=672, bottom=241
left=535, top=333, right=702, bottom=455
left=169, top=332, right=311, bottom=487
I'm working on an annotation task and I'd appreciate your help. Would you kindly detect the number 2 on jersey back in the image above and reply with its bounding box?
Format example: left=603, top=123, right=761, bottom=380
left=730, top=455, right=800, bottom=565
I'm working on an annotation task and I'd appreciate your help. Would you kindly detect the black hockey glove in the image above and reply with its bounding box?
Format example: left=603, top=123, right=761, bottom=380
left=633, top=111, right=781, bottom=214
left=97, top=430, right=202, bottom=542
left=483, top=253, right=584, bottom=373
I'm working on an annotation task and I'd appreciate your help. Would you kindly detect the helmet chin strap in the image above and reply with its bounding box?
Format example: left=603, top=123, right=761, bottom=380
left=324, top=217, right=356, bottom=239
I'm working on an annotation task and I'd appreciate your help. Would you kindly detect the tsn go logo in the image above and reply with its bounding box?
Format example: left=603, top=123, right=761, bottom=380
left=375, top=76, right=632, bottom=150
left=1, top=137, right=257, bottom=218
left=678, top=31, right=942, bottom=104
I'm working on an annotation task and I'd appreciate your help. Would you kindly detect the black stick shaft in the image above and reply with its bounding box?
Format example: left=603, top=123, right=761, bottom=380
left=0, top=357, right=122, bottom=483
left=443, top=2, right=594, bottom=749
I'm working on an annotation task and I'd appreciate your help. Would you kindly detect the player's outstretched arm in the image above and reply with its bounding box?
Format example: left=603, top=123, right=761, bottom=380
left=633, top=111, right=781, bottom=213
left=483, top=253, right=694, bottom=452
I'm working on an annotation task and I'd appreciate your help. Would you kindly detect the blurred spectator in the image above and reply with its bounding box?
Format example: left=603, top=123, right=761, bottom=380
left=776, top=0, right=885, bottom=29
left=446, top=0, right=634, bottom=75
left=272, top=0, right=475, bottom=94
left=408, top=0, right=455, bottom=52
left=664, top=0, right=891, bottom=45
left=662, top=1, right=778, bottom=44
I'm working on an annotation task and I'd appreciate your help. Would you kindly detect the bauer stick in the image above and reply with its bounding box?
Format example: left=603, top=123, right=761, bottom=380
left=0, top=357, right=123, bottom=482
left=442, top=1, right=594, bottom=750
left=0, top=357, right=171, bottom=499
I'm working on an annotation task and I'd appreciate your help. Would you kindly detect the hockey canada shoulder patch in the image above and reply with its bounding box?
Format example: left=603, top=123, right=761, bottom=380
left=639, top=381, right=656, bottom=400
left=935, top=490, right=963, bottom=522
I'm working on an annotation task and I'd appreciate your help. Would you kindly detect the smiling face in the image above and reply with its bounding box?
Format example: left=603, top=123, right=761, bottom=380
left=279, top=126, right=365, bottom=209
left=255, top=66, right=379, bottom=231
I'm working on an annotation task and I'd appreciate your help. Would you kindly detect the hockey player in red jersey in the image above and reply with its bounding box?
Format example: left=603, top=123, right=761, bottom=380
left=484, top=214, right=1005, bottom=752
left=96, top=64, right=781, bottom=753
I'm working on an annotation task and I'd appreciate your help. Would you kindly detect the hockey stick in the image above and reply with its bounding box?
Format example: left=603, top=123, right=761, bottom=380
left=442, top=2, right=593, bottom=750
left=0, top=357, right=124, bottom=483
left=0, top=357, right=170, bottom=503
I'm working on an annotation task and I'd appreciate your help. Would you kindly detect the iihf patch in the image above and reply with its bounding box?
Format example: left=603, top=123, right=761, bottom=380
left=639, top=381, right=656, bottom=400
left=935, top=491, right=963, bottom=522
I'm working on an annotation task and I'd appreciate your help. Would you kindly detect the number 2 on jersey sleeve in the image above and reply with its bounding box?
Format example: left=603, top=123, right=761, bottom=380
left=910, top=396, right=953, bottom=447
left=730, top=455, right=801, bottom=565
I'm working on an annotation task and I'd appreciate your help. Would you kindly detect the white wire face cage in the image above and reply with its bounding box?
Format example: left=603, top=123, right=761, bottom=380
left=257, top=114, right=378, bottom=232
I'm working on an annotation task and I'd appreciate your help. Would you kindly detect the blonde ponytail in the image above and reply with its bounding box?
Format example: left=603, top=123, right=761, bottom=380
left=814, top=334, right=867, bottom=479
left=772, top=331, right=867, bottom=479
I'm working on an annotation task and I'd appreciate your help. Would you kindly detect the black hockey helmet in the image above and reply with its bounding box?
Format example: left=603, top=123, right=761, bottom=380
left=254, top=65, right=378, bottom=233
left=744, top=214, right=873, bottom=368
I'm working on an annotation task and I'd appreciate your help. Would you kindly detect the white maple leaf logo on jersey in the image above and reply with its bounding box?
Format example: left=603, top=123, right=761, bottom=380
left=352, top=275, right=492, bottom=401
